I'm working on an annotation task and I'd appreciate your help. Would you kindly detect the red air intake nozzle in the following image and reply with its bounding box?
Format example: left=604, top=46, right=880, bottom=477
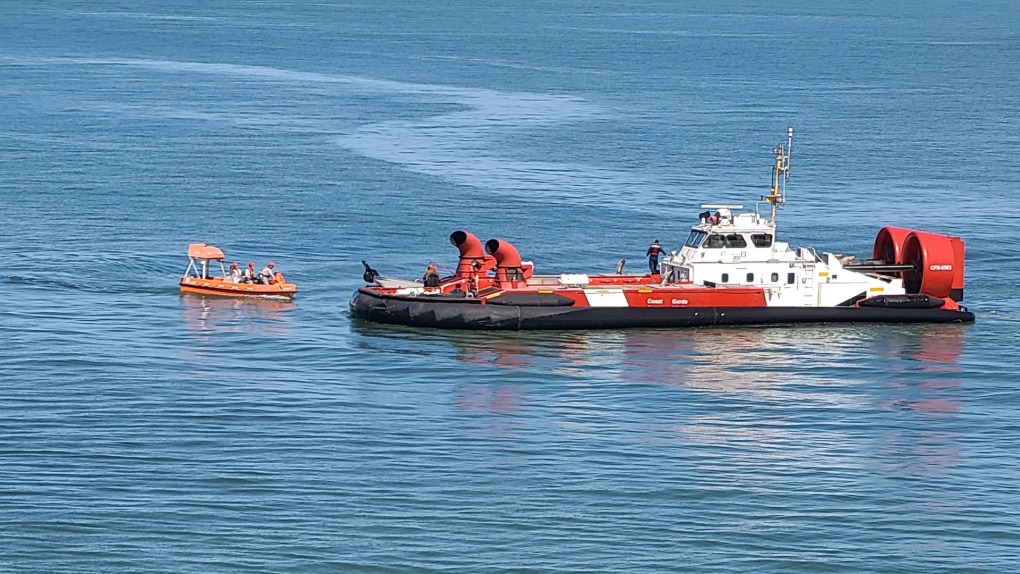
left=450, top=230, right=494, bottom=277
left=450, top=230, right=484, bottom=258
left=485, top=239, right=525, bottom=286
left=485, top=239, right=523, bottom=268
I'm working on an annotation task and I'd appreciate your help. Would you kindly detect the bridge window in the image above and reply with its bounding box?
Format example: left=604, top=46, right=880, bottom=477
left=746, top=272, right=754, bottom=282
left=771, top=272, right=779, bottom=282
left=704, top=234, right=747, bottom=248
left=721, top=273, right=729, bottom=283
left=751, top=233, right=773, bottom=248
left=787, top=272, right=796, bottom=284
left=684, top=230, right=707, bottom=248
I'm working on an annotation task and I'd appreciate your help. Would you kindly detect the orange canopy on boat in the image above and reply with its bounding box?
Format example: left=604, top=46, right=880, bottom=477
left=188, top=243, right=225, bottom=260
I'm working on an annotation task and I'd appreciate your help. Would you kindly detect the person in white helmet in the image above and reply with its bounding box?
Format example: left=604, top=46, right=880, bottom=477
left=227, top=261, right=242, bottom=283
left=259, top=262, right=276, bottom=284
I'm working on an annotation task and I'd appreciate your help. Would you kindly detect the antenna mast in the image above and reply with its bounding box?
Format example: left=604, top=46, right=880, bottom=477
left=765, top=127, right=793, bottom=229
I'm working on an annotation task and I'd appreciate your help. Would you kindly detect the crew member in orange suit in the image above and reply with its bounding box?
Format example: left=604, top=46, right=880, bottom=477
left=646, top=240, right=663, bottom=274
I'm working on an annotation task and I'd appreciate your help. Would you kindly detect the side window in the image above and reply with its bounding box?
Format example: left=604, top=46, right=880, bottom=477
left=721, top=273, right=729, bottom=283
left=705, top=234, right=726, bottom=249
left=746, top=272, right=754, bottom=282
left=751, top=233, right=773, bottom=248
left=787, top=272, right=796, bottom=284
left=725, top=234, right=748, bottom=248
left=771, top=272, right=779, bottom=282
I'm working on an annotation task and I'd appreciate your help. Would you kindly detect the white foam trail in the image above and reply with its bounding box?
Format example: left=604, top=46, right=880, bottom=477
left=43, top=57, right=668, bottom=206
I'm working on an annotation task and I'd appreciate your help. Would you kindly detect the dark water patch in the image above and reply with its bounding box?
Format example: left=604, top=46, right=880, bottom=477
left=6, top=273, right=99, bottom=290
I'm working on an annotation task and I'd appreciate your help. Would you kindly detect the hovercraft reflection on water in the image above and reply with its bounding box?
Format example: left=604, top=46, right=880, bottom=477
left=350, top=129, right=974, bottom=330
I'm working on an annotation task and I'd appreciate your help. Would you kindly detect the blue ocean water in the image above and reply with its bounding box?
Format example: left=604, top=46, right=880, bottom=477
left=2, top=1, right=1019, bottom=571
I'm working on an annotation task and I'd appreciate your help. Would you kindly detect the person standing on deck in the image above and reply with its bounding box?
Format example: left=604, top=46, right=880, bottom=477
left=646, top=240, right=663, bottom=275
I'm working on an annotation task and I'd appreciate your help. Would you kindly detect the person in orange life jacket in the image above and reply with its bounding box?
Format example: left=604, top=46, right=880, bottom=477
left=422, top=263, right=441, bottom=288
left=647, top=239, right=663, bottom=274
left=260, top=262, right=276, bottom=284
left=242, top=262, right=257, bottom=283
left=227, top=261, right=242, bottom=283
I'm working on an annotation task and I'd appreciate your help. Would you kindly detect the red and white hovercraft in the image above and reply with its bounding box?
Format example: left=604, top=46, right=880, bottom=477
left=350, top=129, right=973, bottom=330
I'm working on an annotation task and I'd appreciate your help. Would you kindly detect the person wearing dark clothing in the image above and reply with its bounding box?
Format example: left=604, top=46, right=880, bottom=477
left=646, top=240, right=663, bottom=274
left=423, top=263, right=441, bottom=288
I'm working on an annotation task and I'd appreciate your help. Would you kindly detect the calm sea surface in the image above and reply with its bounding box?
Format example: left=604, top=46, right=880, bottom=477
left=2, top=1, right=1020, bottom=572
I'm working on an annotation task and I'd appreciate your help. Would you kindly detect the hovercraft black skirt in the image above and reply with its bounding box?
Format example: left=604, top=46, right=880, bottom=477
left=349, top=288, right=975, bottom=331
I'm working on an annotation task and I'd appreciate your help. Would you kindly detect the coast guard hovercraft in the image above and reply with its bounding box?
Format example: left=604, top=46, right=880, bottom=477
left=350, top=129, right=973, bottom=330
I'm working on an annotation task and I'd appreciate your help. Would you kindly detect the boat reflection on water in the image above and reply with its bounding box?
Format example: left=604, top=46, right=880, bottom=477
left=350, top=321, right=969, bottom=471
left=908, top=325, right=964, bottom=416
left=445, top=332, right=602, bottom=419
left=351, top=322, right=967, bottom=395
left=454, top=384, right=522, bottom=417
left=448, top=335, right=537, bottom=372
left=348, top=324, right=577, bottom=417
left=878, top=324, right=964, bottom=417
left=615, top=325, right=968, bottom=476
left=180, top=294, right=295, bottom=336
left=876, top=324, right=966, bottom=476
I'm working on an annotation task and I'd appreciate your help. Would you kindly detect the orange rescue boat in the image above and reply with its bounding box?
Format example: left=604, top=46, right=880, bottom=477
left=179, top=243, right=297, bottom=299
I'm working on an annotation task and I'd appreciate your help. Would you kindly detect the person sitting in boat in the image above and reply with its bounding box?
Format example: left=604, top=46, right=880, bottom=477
left=242, top=262, right=257, bottom=283
left=646, top=240, right=663, bottom=274
left=227, top=262, right=242, bottom=283
left=422, top=263, right=441, bottom=288
left=260, top=262, right=277, bottom=284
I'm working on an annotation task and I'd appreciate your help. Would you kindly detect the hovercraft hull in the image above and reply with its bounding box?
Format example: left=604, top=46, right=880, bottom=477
left=350, top=288, right=974, bottom=331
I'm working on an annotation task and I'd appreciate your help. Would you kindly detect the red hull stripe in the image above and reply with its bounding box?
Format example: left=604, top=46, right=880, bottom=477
left=622, top=288, right=765, bottom=308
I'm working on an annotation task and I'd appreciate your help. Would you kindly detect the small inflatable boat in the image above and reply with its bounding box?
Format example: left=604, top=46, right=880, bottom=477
left=179, top=243, right=297, bottom=299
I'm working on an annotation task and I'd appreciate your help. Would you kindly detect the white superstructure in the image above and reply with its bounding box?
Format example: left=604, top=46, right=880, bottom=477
left=659, top=128, right=907, bottom=307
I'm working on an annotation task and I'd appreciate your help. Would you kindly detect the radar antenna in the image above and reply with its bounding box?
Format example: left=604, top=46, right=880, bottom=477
left=764, top=127, right=793, bottom=229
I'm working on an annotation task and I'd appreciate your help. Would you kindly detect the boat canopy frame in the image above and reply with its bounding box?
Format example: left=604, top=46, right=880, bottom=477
left=184, top=243, right=228, bottom=280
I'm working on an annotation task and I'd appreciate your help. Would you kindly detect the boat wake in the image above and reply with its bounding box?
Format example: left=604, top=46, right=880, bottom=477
left=34, top=56, right=667, bottom=209
left=5, top=274, right=180, bottom=296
